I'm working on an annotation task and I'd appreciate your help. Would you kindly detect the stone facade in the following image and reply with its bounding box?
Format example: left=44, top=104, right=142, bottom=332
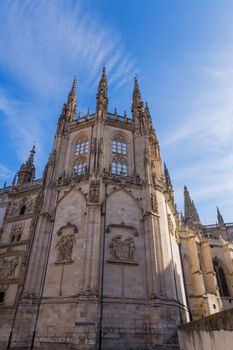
left=0, top=69, right=232, bottom=349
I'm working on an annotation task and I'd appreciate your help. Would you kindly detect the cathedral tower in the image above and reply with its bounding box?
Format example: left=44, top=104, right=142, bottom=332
left=0, top=71, right=190, bottom=350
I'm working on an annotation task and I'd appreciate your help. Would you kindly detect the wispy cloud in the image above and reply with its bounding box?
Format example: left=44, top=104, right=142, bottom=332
left=160, top=64, right=233, bottom=222
left=0, top=0, right=136, bottom=97
left=0, top=164, right=14, bottom=182
left=0, top=0, right=137, bottom=178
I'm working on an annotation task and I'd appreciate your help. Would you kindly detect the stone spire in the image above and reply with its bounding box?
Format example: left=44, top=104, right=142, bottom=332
left=56, top=79, right=77, bottom=134
left=164, top=163, right=175, bottom=204
left=17, top=145, right=36, bottom=186
left=65, top=78, right=77, bottom=122
left=96, top=66, right=108, bottom=119
left=183, top=186, right=201, bottom=228
left=217, top=206, right=224, bottom=226
left=164, top=163, right=172, bottom=191
left=132, top=77, right=143, bottom=117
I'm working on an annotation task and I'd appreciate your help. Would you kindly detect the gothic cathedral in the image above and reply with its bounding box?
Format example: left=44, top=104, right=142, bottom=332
left=0, top=68, right=232, bottom=350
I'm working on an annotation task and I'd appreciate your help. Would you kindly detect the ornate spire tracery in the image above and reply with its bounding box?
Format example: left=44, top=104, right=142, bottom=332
left=183, top=185, right=201, bottom=228
left=17, top=145, right=36, bottom=186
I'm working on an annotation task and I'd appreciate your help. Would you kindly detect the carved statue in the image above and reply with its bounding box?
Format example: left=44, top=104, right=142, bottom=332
left=168, top=214, right=175, bottom=235
left=89, top=181, right=100, bottom=203
left=109, top=235, right=136, bottom=262
left=151, top=191, right=159, bottom=214
left=56, top=234, right=75, bottom=262
left=0, top=256, right=19, bottom=280
left=91, top=138, right=97, bottom=153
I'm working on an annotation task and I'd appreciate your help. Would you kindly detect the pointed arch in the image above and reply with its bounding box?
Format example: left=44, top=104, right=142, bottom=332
left=104, top=187, right=143, bottom=217
left=58, top=185, right=87, bottom=205
left=213, top=257, right=230, bottom=297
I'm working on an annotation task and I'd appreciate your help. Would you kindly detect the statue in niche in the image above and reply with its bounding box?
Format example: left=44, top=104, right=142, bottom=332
left=56, top=234, right=75, bottom=263
left=109, top=235, right=136, bottom=262
left=0, top=256, right=19, bottom=280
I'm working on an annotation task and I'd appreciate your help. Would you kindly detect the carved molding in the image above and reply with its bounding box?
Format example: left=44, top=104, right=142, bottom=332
left=106, top=222, right=139, bottom=236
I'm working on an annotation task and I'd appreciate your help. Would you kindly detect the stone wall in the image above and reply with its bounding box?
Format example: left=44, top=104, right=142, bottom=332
left=178, top=308, right=233, bottom=350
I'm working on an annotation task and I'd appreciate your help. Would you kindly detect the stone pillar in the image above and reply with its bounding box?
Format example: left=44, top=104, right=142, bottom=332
left=200, top=240, right=217, bottom=294
left=187, top=235, right=205, bottom=296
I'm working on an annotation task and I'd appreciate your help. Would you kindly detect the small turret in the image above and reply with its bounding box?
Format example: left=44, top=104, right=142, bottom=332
left=17, top=145, right=36, bottom=186
left=96, top=66, right=108, bottom=120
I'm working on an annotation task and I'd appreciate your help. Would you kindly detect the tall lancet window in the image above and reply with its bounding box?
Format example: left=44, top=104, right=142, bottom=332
left=111, top=136, right=128, bottom=176
left=213, top=259, right=230, bottom=297
left=75, top=139, right=89, bottom=155
left=112, top=137, right=127, bottom=155
left=112, top=156, right=127, bottom=176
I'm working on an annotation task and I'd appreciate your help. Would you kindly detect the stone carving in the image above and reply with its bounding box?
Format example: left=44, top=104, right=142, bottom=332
left=25, top=198, right=35, bottom=214
left=8, top=202, right=19, bottom=217
left=10, top=223, right=24, bottom=242
left=89, top=181, right=100, bottom=203
left=108, top=235, right=136, bottom=262
left=98, top=137, right=104, bottom=154
left=151, top=191, right=159, bottom=214
left=0, top=256, right=19, bottom=280
left=90, top=138, right=97, bottom=153
left=56, top=234, right=75, bottom=263
left=48, top=150, right=56, bottom=165
left=168, top=214, right=175, bottom=235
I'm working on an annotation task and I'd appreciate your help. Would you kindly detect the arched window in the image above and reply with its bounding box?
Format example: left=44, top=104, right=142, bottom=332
left=112, top=137, right=127, bottom=155
left=75, top=139, right=89, bottom=155
left=20, top=205, right=26, bottom=215
left=112, top=156, right=127, bottom=176
left=74, top=161, right=87, bottom=176
left=213, top=259, right=230, bottom=297
left=0, top=292, right=5, bottom=303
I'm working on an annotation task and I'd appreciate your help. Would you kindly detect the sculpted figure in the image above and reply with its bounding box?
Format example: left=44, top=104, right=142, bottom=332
left=109, top=235, right=136, bottom=262
left=56, top=234, right=75, bottom=262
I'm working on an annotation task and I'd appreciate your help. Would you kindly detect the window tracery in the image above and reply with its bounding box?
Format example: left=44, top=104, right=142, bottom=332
left=112, top=137, right=127, bottom=155
left=112, top=156, right=127, bottom=176
left=111, top=136, right=127, bottom=176
left=75, top=138, right=89, bottom=155
left=73, top=161, right=87, bottom=176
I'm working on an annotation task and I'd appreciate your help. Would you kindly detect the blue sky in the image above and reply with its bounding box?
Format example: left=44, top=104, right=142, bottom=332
left=0, top=0, right=232, bottom=224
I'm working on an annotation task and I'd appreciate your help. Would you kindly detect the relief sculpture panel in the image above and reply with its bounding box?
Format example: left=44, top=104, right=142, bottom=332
left=108, top=235, right=137, bottom=265
left=0, top=256, right=19, bottom=280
